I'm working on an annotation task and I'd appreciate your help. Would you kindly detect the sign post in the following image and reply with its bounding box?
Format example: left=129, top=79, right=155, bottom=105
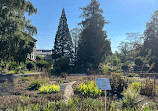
left=59, top=85, right=66, bottom=111
left=96, top=78, right=111, bottom=111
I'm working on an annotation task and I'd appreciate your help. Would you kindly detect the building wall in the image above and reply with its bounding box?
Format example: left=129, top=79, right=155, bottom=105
left=36, top=49, right=52, bottom=60
left=27, top=42, right=36, bottom=61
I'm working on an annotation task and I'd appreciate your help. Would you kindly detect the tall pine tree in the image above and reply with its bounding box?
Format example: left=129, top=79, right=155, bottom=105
left=53, top=8, right=73, bottom=60
left=141, top=10, right=158, bottom=72
left=77, top=0, right=111, bottom=71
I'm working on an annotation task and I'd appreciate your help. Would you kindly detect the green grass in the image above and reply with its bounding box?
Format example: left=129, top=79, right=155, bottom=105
left=24, top=71, right=39, bottom=74
left=8, top=70, right=15, bottom=74
left=8, top=70, right=39, bottom=74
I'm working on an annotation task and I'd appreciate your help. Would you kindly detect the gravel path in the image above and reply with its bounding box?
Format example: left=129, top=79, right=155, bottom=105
left=64, top=81, right=76, bottom=103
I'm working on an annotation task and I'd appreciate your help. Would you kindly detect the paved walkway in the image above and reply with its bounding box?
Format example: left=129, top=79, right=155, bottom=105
left=63, top=81, right=76, bottom=103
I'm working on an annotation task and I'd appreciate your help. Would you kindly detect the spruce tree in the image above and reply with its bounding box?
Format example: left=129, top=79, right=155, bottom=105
left=53, top=8, right=73, bottom=60
left=77, top=0, right=111, bottom=71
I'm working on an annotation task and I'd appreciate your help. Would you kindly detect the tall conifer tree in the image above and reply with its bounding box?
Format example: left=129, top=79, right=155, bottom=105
left=77, top=0, right=111, bottom=70
left=53, top=8, right=73, bottom=60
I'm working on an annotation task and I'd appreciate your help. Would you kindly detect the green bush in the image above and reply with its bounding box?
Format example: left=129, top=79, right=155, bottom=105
left=109, top=73, right=128, bottom=98
left=53, top=57, right=70, bottom=74
left=134, top=58, right=143, bottom=66
left=57, top=79, right=62, bottom=83
left=101, top=64, right=109, bottom=74
left=61, top=72, right=68, bottom=79
left=39, top=84, right=60, bottom=94
left=121, top=85, right=139, bottom=108
left=140, top=78, right=156, bottom=96
left=28, top=81, right=41, bottom=91
left=121, top=65, right=129, bottom=72
left=26, top=61, right=35, bottom=71
left=36, top=60, right=49, bottom=71
left=36, top=55, right=42, bottom=61
left=130, top=82, right=141, bottom=93
left=74, top=81, right=103, bottom=98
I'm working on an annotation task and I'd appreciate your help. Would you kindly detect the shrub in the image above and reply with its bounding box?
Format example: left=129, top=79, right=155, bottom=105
left=40, top=84, right=60, bottom=94
left=36, top=60, right=49, bottom=71
left=61, top=72, right=68, bottom=79
left=121, top=65, right=129, bottom=72
left=53, top=57, right=70, bottom=74
left=26, top=61, right=35, bottom=71
left=57, top=79, right=62, bottom=83
left=113, top=59, right=118, bottom=66
left=74, top=81, right=102, bottom=98
left=121, top=85, right=139, bottom=109
left=36, top=55, right=42, bottom=61
left=134, top=58, right=143, bottom=66
left=140, top=78, right=156, bottom=96
left=28, top=81, right=41, bottom=91
left=109, top=73, right=128, bottom=98
left=101, top=65, right=109, bottom=74
left=130, top=82, right=141, bottom=93
left=134, top=65, right=142, bottom=72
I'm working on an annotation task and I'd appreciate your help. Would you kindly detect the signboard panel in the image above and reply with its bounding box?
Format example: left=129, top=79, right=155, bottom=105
left=60, top=85, right=66, bottom=91
left=96, top=78, right=111, bottom=90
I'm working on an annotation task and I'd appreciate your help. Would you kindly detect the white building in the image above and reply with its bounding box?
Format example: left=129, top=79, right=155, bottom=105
left=27, top=38, right=37, bottom=61
left=36, top=49, right=52, bottom=60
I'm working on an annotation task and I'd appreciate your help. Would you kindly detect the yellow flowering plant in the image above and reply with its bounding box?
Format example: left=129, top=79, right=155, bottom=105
left=75, top=81, right=102, bottom=98
left=39, top=84, right=60, bottom=94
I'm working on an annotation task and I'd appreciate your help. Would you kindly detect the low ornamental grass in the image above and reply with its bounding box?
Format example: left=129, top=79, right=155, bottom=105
left=39, top=84, right=60, bottom=94
left=1, top=97, right=156, bottom=111
left=75, top=81, right=103, bottom=97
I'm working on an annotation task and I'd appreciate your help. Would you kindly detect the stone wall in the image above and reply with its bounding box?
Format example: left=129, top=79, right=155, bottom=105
left=0, top=73, right=14, bottom=96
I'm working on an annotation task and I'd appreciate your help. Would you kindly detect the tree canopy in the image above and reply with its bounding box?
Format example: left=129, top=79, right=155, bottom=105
left=77, top=0, right=111, bottom=71
left=53, top=8, right=73, bottom=61
left=0, top=0, right=37, bottom=62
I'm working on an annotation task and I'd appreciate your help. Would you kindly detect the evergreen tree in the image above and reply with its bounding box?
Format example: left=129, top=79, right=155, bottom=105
left=77, top=0, right=111, bottom=71
left=53, top=8, right=73, bottom=60
left=141, top=10, right=158, bottom=72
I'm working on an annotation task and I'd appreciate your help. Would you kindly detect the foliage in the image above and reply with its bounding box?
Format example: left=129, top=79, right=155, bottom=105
left=1, top=96, right=156, bottom=111
left=61, top=72, right=68, bottom=79
left=28, top=81, right=41, bottom=91
left=121, top=85, right=139, bottom=108
left=57, top=79, right=62, bottom=83
left=121, top=64, right=129, bottom=72
left=36, top=55, right=42, bottom=61
left=36, top=60, right=49, bottom=71
left=140, top=78, right=156, bottom=96
left=8, top=62, right=26, bottom=74
left=74, top=81, right=102, bottom=98
left=77, top=0, right=111, bottom=71
left=109, top=73, right=128, bottom=98
left=118, top=41, right=132, bottom=63
left=70, top=28, right=81, bottom=61
left=26, top=61, right=35, bottom=71
left=101, top=64, right=109, bottom=74
left=134, top=58, right=143, bottom=66
left=40, top=84, right=60, bottom=94
left=140, top=10, right=158, bottom=72
left=53, top=57, right=70, bottom=74
left=130, top=82, right=141, bottom=93
left=0, top=0, right=37, bottom=62
left=53, top=8, right=74, bottom=61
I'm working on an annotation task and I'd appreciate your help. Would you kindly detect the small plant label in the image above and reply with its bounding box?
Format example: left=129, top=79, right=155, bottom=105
left=60, top=85, right=66, bottom=91
left=96, top=78, right=111, bottom=90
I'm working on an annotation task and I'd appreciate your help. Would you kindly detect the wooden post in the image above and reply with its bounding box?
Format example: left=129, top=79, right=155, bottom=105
left=105, top=90, right=106, bottom=111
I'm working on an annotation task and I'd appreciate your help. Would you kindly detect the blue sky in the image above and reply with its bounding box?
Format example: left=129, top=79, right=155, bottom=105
left=29, top=0, right=158, bottom=52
